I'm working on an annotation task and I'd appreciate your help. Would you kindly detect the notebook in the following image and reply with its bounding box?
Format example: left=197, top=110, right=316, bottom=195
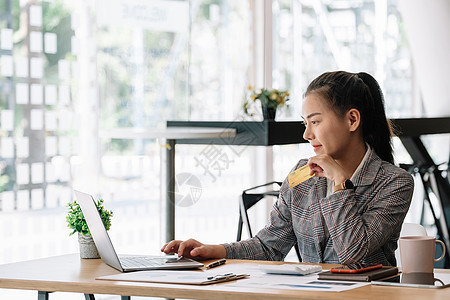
left=317, top=266, right=398, bottom=282
left=74, top=190, right=204, bottom=272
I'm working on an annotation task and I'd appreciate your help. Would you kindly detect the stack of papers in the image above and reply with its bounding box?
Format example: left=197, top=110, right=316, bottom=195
left=98, top=263, right=370, bottom=292
left=98, top=270, right=248, bottom=285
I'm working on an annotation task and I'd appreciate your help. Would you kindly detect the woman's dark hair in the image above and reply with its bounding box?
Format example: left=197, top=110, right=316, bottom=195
left=305, top=71, right=395, bottom=164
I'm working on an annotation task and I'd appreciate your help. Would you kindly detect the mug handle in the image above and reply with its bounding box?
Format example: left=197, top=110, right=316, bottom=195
left=435, top=239, right=446, bottom=262
left=434, top=278, right=445, bottom=286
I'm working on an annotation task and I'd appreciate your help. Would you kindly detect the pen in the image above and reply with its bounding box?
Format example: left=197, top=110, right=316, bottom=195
left=205, top=258, right=226, bottom=269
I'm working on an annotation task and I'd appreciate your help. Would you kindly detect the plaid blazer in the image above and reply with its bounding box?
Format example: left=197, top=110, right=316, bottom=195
left=224, top=150, right=414, bottom=266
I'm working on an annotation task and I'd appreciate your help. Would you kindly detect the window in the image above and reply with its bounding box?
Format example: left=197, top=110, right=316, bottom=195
left=0, top=0, right=254, bottom=264
left=272, top=0, right=413, bottom=118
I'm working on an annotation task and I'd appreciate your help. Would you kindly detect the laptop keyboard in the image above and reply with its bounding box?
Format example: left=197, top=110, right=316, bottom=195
left=120, top=256, right=167, bottom=268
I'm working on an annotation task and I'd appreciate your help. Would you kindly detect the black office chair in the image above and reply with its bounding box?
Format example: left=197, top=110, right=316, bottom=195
left=237, top=181, right=302, bottom=262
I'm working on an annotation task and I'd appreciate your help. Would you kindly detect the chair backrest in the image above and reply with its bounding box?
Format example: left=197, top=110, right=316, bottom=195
left=237, top=181, right=302, bottom=262
left=400, top=222, right=428, bottom=237
left=237, top=181, right=282, bottom=241
left=395, top=222, right=427, bottom=267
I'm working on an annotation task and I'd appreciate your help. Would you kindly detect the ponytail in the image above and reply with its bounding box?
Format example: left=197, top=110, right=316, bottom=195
left=356, top=72, right=394, bottom=164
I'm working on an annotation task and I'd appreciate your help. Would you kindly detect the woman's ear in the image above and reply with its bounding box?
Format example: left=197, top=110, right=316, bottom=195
left=346, top=108, right=361, bottom=132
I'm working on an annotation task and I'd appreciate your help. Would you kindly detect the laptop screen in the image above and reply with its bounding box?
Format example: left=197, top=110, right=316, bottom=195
left=74, top=190, right=124, bottom=271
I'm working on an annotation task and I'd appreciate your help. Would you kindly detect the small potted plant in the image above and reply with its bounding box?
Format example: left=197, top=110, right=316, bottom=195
left=66, top=198, right=113, bottom=259
left=243, top=86, right=290, bottom=120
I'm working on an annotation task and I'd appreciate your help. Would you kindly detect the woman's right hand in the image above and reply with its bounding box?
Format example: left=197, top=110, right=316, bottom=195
left=160, top=239, right=226, bottom=261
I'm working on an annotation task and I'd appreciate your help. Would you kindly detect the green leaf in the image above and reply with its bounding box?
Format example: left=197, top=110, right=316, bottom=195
left=66, top=198, right=113, bottom=236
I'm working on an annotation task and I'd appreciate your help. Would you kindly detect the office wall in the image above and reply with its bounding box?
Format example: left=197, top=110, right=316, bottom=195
left=398, top=0, right=450, bottom=117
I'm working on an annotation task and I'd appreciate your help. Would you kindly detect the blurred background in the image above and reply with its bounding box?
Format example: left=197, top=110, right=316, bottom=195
left=0, top=0, right=449, bottom=298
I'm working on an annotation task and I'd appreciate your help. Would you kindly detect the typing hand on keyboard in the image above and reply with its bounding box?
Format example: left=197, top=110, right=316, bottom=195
left=258, top=264, right=322, bottom=276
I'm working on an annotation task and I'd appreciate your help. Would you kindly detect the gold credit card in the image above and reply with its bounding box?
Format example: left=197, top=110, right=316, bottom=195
left=288, top=164, right=314, bottom=188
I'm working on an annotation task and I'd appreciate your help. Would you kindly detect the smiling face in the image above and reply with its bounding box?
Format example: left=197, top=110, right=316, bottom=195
left=302, top=93, right=357, bottom=160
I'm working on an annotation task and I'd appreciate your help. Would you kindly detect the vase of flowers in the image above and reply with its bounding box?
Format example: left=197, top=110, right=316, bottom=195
left=66, top=198, right=113, bottom=259
left=243, top=87, right=290, bottom=121
left=262, top=105, right=277, bottom=120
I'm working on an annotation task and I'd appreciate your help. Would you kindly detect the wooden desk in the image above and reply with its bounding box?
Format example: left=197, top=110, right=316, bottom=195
left=0, top=254, right=449, bottom=300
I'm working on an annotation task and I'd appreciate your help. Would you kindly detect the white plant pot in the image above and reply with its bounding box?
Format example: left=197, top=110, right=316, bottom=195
left=78, top=232, right=100, bottom=259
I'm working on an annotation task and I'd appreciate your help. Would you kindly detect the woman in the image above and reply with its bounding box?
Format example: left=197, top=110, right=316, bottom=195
left=161, top=71, right=414, bottom=266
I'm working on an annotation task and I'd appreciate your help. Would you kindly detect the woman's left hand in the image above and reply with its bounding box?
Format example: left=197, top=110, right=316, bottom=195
left=307, top=154, right=348, bottom=185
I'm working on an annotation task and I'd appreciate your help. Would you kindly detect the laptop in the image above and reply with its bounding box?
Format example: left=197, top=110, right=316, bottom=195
left=74, top=190, right=204, bottom=272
